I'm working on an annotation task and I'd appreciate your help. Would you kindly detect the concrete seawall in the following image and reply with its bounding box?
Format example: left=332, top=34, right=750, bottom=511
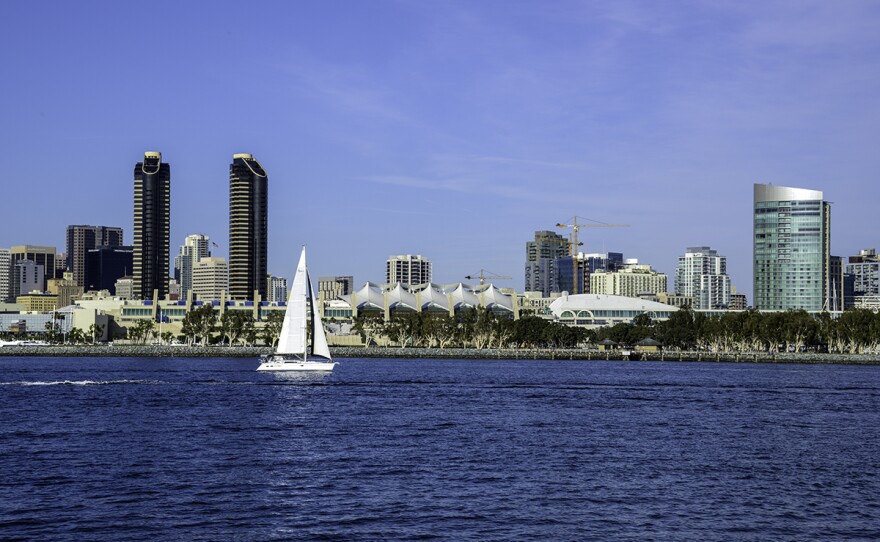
left=2, top=345, right=880, bottom=364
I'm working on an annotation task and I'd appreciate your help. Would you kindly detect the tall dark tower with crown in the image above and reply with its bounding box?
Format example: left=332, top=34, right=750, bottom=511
left=228, top=153, right=268, bottom=300
left=133, top=151, right=170, bottom=301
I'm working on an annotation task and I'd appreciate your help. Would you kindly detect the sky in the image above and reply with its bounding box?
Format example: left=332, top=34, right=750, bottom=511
left=1, top=0, right=879, bottom=300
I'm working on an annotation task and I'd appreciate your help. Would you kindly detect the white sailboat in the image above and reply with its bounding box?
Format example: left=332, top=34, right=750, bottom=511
left=257, top=246, right=337, bottom=372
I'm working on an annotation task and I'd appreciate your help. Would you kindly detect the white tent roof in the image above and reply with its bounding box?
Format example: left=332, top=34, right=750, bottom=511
left=448, top=283, right=481, bottom=309
left=480, top=284, right=514, bottom=312
left=413, top=284, right=450, bottom=311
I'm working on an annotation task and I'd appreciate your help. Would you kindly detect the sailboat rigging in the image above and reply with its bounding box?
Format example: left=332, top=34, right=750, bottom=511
left=257, top=246, right=336, bottom=372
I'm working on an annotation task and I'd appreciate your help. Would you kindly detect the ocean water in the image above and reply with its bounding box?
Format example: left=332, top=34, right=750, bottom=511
left=1, top=356, right=879, bottom=541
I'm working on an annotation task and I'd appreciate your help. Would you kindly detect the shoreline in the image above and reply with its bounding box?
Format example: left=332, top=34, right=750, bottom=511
left=2, top=344, right=880, bottom=365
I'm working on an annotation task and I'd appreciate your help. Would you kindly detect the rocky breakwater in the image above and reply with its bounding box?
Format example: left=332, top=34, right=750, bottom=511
left=3, top=345, right=880, bottom=364
left=334, top=347, right=880, bottom=364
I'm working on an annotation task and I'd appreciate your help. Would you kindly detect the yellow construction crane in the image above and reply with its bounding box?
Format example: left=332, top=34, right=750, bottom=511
left=465, top=269, right=512, bottom=286
left=556, top=216, right=630, bottom=295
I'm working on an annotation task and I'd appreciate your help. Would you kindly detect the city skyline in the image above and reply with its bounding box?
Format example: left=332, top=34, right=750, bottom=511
left=2, top=2, right=879, bottom=299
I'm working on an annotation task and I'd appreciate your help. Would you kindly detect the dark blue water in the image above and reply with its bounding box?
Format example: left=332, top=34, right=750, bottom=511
left=1, top=357, right=879, bottom=541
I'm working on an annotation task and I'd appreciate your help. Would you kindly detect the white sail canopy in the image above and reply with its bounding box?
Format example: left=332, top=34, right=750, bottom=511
left=310, top=276, right=332, bottom=360
left=276, top=247, right=308, bottom=355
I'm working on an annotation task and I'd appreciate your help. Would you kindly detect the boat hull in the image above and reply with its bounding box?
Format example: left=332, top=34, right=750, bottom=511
left=257, top=358, right=337, bottom=372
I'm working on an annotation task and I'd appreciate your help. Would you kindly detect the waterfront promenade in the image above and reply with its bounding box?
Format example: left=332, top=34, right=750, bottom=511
left=2, top=344, right=880, bottom=364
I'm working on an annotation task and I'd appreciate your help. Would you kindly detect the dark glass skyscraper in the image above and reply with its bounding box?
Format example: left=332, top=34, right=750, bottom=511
left=133, top=151, right=170, bottom=301
left=229, top=153, right=268, bottom=300
left=66, top=225, right=124, bottom=287
left=85, top=245, right=133, bottom=295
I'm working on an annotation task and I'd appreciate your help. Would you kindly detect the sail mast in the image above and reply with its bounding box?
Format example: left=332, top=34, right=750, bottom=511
left=303, top=247, right=308, bottom=362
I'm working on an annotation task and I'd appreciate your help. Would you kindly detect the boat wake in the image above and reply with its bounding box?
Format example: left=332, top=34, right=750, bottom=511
left=0, top=379, right=166, bottom=386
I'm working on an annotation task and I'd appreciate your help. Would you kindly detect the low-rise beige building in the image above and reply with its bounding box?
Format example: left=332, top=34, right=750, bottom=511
left=656, top=292, right=693, bottom=308
left=518, top=291, right=562, bottom=317
left=47, top=272, right=84, bottom=307
left=590, top=265, right=668, bottom=298
left=16, top=292, right=59, bottom=313
left=115, top=277, right=134, bottom=299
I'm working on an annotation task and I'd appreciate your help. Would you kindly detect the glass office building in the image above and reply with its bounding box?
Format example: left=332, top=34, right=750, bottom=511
left=753, top=184, right=830, bottom=311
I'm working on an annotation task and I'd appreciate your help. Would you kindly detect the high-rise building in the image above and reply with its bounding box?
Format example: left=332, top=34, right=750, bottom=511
left=847, top=249, right=879, bottom=307
left=192, top=257, right=229, bottom=301
left=582, top=252, right=624, bottom=273
left=229, top=154, right=268, bottom=300
left=729, top=292, right=748, bottom=311
left=386, top=255, right=431, bottom=285
left=674, top=246, right=731, bottom=310
left=55, top=253, right=67, bottom=279
left=10, top=246, right=56, bottom=291
left=66, top=225, right=124, bottom=286
left=555, top=255, right=589, bottom=295
left=0, top=248, right=10, bottom=303
left=13, top=260, right=44, bottom=298
left=268, top=274, right=288, bottom=303
left=554, top=252, right=624, bottom=295
left=318, top=276, right=354, bottom=301
left=174, top=234, right=211, bottom=300
left=133, top=151, right=171, bottom=301
left=753, top=184, right=830, bottom=311
left=829, top=255, right=846, bottom=312
left=525, top=230, right=569, bottom=296
left=85, top=245, right=134, bottom=295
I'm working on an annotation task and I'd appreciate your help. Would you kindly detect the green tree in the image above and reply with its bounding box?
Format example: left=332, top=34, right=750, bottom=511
left=241, top=316, right=258, bottom=346
left=385, top=312, right=424, bottom=348
left=656, top=307, right=696, bottom=350
left=128, top=320, right=155, bottom=345
left=181, top=305, right=217, bottom=345
left=261, top=310, right=285, bottom=347
left=353, top=313, right=388, bottom=347
left=784, top=310, right=818, bottom=352
left=221, top=310, right=253, bottom=345
left=87, top=323, right=105, bottom=344
left=44, top=320, right=61, bottom=343
left=67, top=327, right=85, bottom=344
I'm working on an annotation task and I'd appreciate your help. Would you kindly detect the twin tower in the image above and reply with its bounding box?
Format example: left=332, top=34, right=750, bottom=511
left=133, top=152, right=268, bottom=302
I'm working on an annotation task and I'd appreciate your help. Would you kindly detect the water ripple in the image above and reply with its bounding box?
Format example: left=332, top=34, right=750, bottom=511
left=1, top=357, right=879, bottom=540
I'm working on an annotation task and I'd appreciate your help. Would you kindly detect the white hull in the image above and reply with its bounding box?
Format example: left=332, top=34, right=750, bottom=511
left=257, top=358, right=337, bottom=372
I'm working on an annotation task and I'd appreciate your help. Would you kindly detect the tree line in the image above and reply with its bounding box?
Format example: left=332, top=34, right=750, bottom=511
left=593, top=308, right=880, bottom=354
left=38, top=306, right=286, bottom=347
left=353, top=310, right=589, bottom=349
left=33, top=305, right=880, bottom=353
left=42, top=318, right=104, bottom=344
left=174, top=306, right=286, bottom=346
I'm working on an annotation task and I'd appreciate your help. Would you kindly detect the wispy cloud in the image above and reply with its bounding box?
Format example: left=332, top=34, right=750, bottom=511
left=266, top=49, right=412, bottom=124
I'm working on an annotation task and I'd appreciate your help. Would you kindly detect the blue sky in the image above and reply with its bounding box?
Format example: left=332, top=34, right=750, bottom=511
left=2, top=1, right=879, bottom=299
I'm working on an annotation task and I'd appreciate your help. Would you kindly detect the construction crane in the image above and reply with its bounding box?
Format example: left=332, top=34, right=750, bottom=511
left=465, top=269, right=512, bottom=286
left=556, top=216, right=630, bottom=295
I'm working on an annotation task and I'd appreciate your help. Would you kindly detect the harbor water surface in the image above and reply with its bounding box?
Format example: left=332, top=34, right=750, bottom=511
left=1, top=357, right=879, bottom=541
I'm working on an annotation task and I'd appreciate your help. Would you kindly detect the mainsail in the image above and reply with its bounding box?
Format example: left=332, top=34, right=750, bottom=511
left=276, top=247, right=308, bottom=355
